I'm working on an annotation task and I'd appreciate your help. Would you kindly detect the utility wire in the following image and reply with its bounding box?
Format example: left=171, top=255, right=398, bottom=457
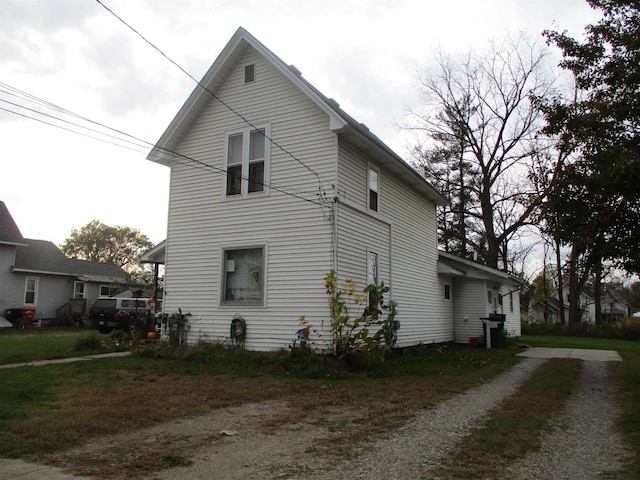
left=94, top=0, right=329, bottom=198
left=0, top=83, right=329, bottom=209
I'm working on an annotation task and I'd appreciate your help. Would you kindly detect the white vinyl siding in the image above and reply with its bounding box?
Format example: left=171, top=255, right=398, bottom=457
left=336, top=139, right=449, bottom=348
left=162, top=48, right=337, bottom=350
left=452, top=278, right=489, bottom=343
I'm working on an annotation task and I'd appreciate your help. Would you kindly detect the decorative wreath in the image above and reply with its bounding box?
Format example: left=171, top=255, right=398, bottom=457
left=230, top=315, right=247, bottom=348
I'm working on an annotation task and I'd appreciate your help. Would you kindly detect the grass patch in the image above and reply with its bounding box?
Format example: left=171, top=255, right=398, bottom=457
left=434, top=358, right=582, bottom=479
left=0, top=327, right=117, bottom=364
left=0, top=340, right=520, bottom=478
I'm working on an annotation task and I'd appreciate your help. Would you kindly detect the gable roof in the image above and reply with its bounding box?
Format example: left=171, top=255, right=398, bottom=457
left=147, top=27, right=447, bottom=206
left=0, top=201, right=27, bottom=246
left=438, top=251, right=524, bottom=287
left=13, top=239, right=127, bottom=283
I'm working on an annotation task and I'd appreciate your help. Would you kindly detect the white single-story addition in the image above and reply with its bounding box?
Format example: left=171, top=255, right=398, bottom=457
left=146, top=27, right=523, bottom=350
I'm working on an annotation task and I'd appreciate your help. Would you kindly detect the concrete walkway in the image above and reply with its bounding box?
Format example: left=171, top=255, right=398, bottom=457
left=0, top=459, right=83, bottom=480
left=516, top=347, right=622, bottom=362
left=0, top=351, right=131, bottom=369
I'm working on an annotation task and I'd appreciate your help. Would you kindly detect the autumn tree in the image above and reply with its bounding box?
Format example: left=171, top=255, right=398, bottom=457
left=541, top=0, right=640, bottom=322
left=61, top=220, right=153, bottom=283
left=405, top=33, right=559, bottom=271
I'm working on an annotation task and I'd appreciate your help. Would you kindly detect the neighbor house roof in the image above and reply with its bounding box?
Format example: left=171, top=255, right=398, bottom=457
left=13, top=239, right=127, bottom=283
left=437, top=251, right=524, bottom=287
left=147, top=27, right=447, bottom=206
left=0, top=201, right=27, bottom=246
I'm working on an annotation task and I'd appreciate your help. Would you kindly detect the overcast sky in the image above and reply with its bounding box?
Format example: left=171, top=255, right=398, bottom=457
left=1, top=0, right=601, bottom=249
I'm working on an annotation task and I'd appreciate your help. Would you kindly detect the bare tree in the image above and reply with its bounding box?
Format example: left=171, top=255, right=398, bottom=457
left=404, top=33, right=559, bottom=271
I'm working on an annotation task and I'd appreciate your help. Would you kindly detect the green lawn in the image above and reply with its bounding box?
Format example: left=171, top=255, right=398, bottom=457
left=0, top=327, right=114, bottom=364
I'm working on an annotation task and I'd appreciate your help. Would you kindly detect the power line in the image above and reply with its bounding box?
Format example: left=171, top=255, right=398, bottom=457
left=94, top=0, right=329, bottom=198
left=0, top=83, right=330, bottom=209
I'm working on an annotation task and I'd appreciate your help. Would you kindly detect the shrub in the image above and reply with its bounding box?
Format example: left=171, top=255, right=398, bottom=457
left=522, top=321, right=640, bottom=341
left=324, top=271, right=397, bottom=367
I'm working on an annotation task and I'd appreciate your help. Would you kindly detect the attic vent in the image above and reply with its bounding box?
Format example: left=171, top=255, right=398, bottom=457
left=244, top=64, right=255, bottom=83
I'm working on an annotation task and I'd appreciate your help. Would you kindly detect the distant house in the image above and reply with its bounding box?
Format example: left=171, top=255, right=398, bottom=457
left=0, top=201, right=127, bottom=324
left=529, top=286, right=630, bottom=324
left=146, top=28, right=522, bottom=350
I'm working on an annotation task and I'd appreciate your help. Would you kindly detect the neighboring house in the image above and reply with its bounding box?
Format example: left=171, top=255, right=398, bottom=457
left=0, top=201, right=127, bottom=324
left=146, top=27, right=522, bottom=350
left=529, top=287, right=630, bottom=324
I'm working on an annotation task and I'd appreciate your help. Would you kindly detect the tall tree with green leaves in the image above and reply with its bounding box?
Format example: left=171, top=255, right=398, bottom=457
left=541, top=0, right=640, bottom=322
left=61, top=220, right=153, bottom=283
left=542, top=0, right=640, bottom=273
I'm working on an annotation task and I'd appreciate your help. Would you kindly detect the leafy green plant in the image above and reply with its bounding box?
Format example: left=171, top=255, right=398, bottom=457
left=325, top=271, right=397, bottom=366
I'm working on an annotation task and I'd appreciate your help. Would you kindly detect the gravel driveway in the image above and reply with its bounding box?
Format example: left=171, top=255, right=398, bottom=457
left=4, top=350, right=630, bottom=480
left=135, top=353, right=629, bottom=479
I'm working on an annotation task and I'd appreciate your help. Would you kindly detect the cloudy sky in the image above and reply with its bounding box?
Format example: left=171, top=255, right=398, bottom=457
left=1, top=0, right=601, bottom=248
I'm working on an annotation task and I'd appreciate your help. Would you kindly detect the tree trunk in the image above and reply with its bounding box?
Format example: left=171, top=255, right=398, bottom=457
left=594, top=263, right=603, bottom=325
left=556, top=237, right=566, bottom=325
left=568, top=246, right=581, bottom=325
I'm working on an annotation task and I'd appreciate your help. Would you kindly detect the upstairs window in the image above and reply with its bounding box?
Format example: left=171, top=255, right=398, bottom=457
left=444, top=283, right=451, bottom=301
left=368, top=165, right=379, bottom=212
left=225, top=125, right=270, bottom=197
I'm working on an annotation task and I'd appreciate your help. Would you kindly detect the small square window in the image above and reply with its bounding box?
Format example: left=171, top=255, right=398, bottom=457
left=222, top=247, right=265, bottom=304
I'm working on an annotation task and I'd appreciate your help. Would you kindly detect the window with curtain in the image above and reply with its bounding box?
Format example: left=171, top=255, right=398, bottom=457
left=222, top=247, right=265, bottom=304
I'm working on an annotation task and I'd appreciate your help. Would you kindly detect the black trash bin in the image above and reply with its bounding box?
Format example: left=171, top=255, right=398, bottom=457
left=488, top=313, right=506, bottom=348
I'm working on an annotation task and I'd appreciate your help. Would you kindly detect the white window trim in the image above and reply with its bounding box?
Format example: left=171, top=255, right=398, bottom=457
left=24, top=277, right=39, bottom=306
left=367, top=163, right=380, bottom=213
left=223, top=124, right=271, bottom=199
left=73, top=281, right=87, bottom=299
left=220, top=243, right=268, bottom=307
left=444, top=282, right=451, bottom=301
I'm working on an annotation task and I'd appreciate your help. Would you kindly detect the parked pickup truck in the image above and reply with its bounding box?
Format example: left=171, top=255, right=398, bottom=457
left=89, top=297, right=151, bottom=334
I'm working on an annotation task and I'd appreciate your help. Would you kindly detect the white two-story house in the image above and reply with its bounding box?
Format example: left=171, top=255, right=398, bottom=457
left=147, top=27, right=521, bottom=350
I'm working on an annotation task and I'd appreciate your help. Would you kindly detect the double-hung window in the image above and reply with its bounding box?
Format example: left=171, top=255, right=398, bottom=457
left=222, top=246, right=265, bottom=305
left=225, top=125, right=270, bottom=197
left=24, top=277, right=38, bottom=305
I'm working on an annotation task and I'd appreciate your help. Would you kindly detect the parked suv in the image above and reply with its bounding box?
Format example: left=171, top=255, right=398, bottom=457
left=89, top=297, right=151, bottom=334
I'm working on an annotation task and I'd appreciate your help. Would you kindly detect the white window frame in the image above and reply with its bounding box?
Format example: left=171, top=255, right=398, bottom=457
left=368, top=164, right=380, bottom=213
left=24, top=277, right=39, bottom=305
left=444, top=282, right=451, bottom=301
left=220, top=245, right=267, bottom=306
left=73, top=281, right=87, bottom=299
left=367, top=250, right=379, bottom=308
left=100, top=284, right=119, bottom=297
left=224, top=124, right=271, bottom=198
